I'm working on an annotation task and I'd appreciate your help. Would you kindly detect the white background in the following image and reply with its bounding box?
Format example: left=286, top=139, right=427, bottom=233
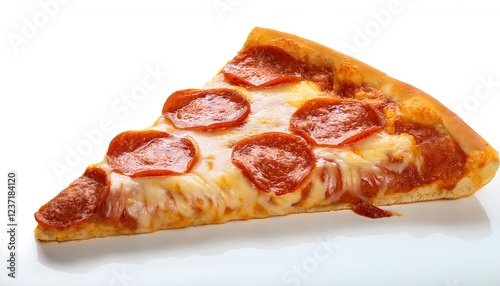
left=1, top=0, right=500, bottom=285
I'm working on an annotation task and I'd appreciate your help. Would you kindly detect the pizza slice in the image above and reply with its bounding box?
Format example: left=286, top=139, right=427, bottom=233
left=34, top=27, right=499, bottom=242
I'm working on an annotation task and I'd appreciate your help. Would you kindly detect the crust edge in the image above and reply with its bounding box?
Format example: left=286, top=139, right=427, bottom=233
left=35, top=161, right=497, bottom=242
left=245, top=26, right=499, bottom=192
left=35, top=27, right=499, bottom=242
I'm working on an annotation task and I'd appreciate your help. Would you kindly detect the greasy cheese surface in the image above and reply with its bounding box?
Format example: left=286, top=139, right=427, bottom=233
left=99, top=74, right=422, bottom=232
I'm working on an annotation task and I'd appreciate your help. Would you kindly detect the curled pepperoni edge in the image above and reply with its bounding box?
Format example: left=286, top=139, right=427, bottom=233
left=34, top=165, right=110, bottom=230
left=162, top=88, right=251, bottom=131
left=106, top=130, right=198, bottom=177
left=222, top=45, right=303, bottom=88
left=290, top=98, right=385, bottom=147
left=231, top=132, right=316, bottom=196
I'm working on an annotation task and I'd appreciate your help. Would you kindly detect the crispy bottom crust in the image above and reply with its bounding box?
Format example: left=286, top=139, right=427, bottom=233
left=35, top=27, right=499, bottom=242
left=35, top=159, right=498, bottom=242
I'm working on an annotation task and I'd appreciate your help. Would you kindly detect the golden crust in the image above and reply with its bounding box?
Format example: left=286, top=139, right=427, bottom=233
left=35, top=27, right=498, bottom=242
left=34, top=223, right=134, bottom=242
left=245, top=27, right=497, bottom=153
left=245, top=26, right=498, bottom=197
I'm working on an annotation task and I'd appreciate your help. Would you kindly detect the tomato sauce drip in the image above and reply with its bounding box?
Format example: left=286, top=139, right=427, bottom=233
left=352, top=202, right=393, bottom=219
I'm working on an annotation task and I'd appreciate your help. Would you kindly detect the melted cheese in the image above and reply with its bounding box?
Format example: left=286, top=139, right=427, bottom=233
left=315, top=132, right=423, bottom=201
left=101, top=74, right=423, bottom=232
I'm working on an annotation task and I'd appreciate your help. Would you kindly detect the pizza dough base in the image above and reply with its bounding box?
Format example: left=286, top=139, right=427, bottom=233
left=35, top=27, right=498, bottom=242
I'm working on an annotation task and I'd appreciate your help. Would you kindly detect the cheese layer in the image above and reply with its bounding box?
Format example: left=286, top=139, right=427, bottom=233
left=100, top=75, right=424, bottom=232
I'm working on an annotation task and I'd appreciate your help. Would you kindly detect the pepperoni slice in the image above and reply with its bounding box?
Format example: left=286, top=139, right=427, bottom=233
left=35, top=165, right=110, bottom=230
left=162, top=88, right=250, bottom=131
left=290, top=98, right=384, bottom=147
left=231, top=132, right=315, bottom=195
left=222, top=45, right=302, bottom=87
left=107, top=130, right=197, bottom=177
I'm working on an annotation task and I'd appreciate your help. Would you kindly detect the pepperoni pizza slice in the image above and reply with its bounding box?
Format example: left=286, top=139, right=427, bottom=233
left=35, top=27, right=499, bottom=241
